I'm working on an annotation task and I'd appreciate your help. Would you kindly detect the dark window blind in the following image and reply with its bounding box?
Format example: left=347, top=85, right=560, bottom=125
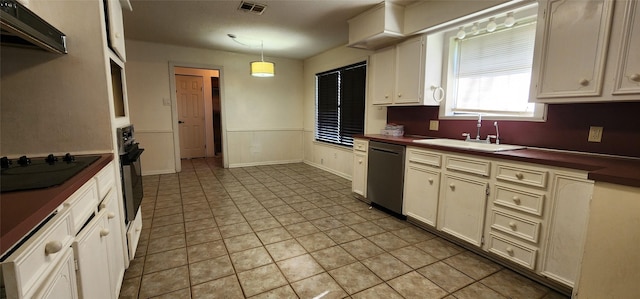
left=315, top=61, right=366, bottom=147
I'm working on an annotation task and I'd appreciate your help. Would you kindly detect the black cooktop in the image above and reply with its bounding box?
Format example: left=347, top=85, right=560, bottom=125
left=0, top=154, right=100, bottom=193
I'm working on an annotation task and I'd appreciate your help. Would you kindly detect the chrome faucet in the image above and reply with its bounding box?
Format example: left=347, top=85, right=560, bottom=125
left=462, top=116, right=499, bottom=144
left=476, top=114, right=482, bottom=141
left=494, top=121, right=500, bottom=144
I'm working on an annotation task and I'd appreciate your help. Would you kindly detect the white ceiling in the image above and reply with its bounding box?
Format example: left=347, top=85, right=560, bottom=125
left=122, top=0, right=414, bottom=60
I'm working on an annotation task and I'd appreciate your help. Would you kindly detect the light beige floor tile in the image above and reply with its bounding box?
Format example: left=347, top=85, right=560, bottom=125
left=255, top=227, right=293, bottom=244
left=185, top=227, right=222, bottom=246
left=291, top=272, right=348, bottom=299
left=230, top=247, right=274, bottom=272
left=391, top=227, right=437, bottom=244
left=310, top=246, right=358, bottom=270
left=375, top=217, right=410, bottom=231
left=242, top=208, right=273, bottom=220
left=351, top=283, right=403, bottom=299
left=189, top=255, right=235, bottom=285
left=184, top=217, right=217, bottom=232
left=149, top=287, right=191, bottom=299
left=139, top=266, right=190, bottom=298
left=341, top=238, right=385, bottom=260
left=214, top=213, right=246, bottom=226
left=414, top=237, right=466, bottom=260
left=187, top=240, right=227, bottom=263
left=332, top=212, right=367, bottom=226
left=311, top=217, right=344, bottom=231
left=480, top=269, right=549, bottom=299
left=276, top=254, right=324, bottom=282
left=284, top=221, right=320, bottom=237
left=264, top=239, right=307, bottom=261
left=389, top=245, right=439, bottom=269
left=191, top=274, right=244, bottom=299
left=349, top=222, right=386, bottom=237
left=249, top=285, right=299, bottom=299
left=237, top=264, right=288, bottom=297
left=361, top=253, right=412, bottom=280
left=274, top=212, right=307, bottom=226
left=325, top=226, right=363, bottom=244
left=118, top=276, right=140, bottom=299
left=329, top=262, right=383, bottom=295
left=443, top=251, right=502, bottom=280
left=247, top=216, right=282, bottom=232
left=146, top=235, right=186, bottom=254
left=296, top=232, right=337, bottom=252
left=219, top=222, right=254, bottom=238
left=143, top=248, right=188, bottom=274
left=224, top=233, right=263, bottom=253
left=151, top=213, right=184, bottom=227
left=367, top=232, right=410, bottom=251
left=452, top=282, right=508, bottom=299
left=300, top=208, right=330, bottom=221
left=387, top=271, right=448, bottom=299
left=418, top=261, right=474, bottom=292
left=123, top=256, right=144, bottom=279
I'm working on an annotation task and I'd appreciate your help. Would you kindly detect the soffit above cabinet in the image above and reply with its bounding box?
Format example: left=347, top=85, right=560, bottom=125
left=347, top=1, right=406, bottom=50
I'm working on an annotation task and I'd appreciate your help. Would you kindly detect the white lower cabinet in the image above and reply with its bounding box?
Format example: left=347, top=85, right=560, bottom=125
left=34, top=247, right=78, bottom=299
left=352, top=138, right=369, bottom=199
left=540, top=173, right=593, bottom=289
left=73, top=210, right=112, bottom=299
left=101, top=190, right=126, bottom=297
left=438, top=174, right=488, bottom=247
left=403, top=147, right=442, bottom=227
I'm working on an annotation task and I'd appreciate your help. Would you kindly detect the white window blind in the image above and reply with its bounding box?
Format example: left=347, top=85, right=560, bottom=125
left=452, top=22, right=536, bottom=113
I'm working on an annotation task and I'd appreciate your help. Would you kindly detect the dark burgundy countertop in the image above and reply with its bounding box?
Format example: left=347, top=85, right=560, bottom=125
left=359, top=135, right=640, bottom=188
left=1, top=154, right=114, bottom=256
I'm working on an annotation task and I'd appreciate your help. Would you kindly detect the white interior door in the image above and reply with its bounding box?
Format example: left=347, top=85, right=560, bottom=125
left=176, top=75, right=206, bottom=159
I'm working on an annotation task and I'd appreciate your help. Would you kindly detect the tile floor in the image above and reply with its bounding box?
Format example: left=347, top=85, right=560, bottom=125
left=118, top=157, right=569, bottom=299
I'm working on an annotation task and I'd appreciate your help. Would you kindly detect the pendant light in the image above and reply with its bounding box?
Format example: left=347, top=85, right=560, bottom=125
left=250, top=41, right=275, bottom=77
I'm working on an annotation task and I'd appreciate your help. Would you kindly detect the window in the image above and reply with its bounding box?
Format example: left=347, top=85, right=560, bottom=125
left=315, top=62, right=366, bottom=147
left=441, top=5, right=544, bottom=120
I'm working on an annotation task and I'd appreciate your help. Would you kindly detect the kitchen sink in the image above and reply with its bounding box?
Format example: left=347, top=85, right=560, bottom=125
left=413, top=138, right=526, bottom=152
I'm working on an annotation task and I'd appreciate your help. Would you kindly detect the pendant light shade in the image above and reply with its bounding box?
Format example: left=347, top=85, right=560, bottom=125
left=251, top=41, right=275, bottom=77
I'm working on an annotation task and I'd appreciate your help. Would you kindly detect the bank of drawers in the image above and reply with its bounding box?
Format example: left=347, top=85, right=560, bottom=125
left=488, top=162, right=548, bottom=270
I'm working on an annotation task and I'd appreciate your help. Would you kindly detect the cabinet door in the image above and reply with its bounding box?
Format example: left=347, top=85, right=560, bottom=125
left=404, top=164, right=440, bottom=227
left=612, top=0, right=640, bottom=94
left=395, top=36, right=425, bottom=104
left=106, top=0, right=127, bottom=61
left=35, top=248, right=78, bottom=299
left=541, top=175, right=593, bottom=287
left=352, top=151, right=368, bottom=198
left=102, top=190, right=126, bottom=296
left=73, top=211, right=112, bottom=299
left=438, top=174, right=488, bottom=246
left=532, top=0, right=614, bottom=99
left=370, top=46, right=395, bottom=105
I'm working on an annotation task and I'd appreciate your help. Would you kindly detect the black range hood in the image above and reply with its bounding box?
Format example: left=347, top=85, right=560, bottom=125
left=0, top=0, right=67, bottom=54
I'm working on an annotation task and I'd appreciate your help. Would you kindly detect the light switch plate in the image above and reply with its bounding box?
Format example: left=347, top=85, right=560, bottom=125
left=588, top=126, right=603, bottom=142
left=429, top=120, right=439, bottom=131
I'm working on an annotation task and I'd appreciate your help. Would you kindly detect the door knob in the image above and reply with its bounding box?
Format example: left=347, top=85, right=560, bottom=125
left=178, top=121, right=184, bottom=124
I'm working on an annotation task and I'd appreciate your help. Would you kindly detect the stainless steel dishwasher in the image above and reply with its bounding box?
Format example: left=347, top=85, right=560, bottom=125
left=367, top=141, right=406, bottom=216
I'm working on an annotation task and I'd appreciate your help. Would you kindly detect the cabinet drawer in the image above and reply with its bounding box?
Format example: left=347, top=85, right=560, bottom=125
left=496, top=163, right=548, bottom=188
left=95, top=162, right=116, bottom=200
left=1, top=212, right=74, bottom=299
left=445, top=155, right=490, bottom=177
left=407, top=148, right=441, bottom=168
left=353, top=139, right=368, bottom=153
left=488, top=233, right=537, bottom=270
left=64, top=179, right=99, bottom=234
left=491, top=209, right=541, bottom=243
left=494, top=184, right=545, bottom=216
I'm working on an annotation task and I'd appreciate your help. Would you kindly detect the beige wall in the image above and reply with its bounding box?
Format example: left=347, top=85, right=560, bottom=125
left=576, top=182, right=640, bottom=298
left=125, top=40, right=304, bottom=174
left=0, top=0, right=113, bottom=156
left=301, top=46, right=384, bottom=178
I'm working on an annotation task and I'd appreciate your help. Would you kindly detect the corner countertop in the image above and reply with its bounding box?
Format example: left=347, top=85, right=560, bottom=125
left=0, top=153, right=114, bottom=257
left=358, top=135, right=640, bottom=188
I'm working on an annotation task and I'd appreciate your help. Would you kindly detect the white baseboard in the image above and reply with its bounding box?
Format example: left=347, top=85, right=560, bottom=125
left=228, top=159, right=304, bottom=168
left=142, top=169, right=176, bottom=176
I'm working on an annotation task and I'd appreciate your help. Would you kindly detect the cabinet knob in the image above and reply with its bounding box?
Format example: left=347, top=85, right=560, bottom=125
left=100, top=229, right=110, bottom=237
left=44, top=241, right=63, bottom=255
left=579, top=78, right=590, bottom=86
left=512, top=196, right=521, bottom=205
left=506, top=246, right=515, bottom=256
left=100, top=202, right=107, bottom=209
left=630, top=73, right=640, bottom=82
left=515, top=172, right=524, bottom=180
left=428, top=178, right=434, bottom=184
left=115, top=32, right=122, bottom=38
left=508, top=221, right=517, bottom=230
left=108, top=212, right=116, bottom=219
left=384, top=95, right=389, bottom=99
left=358, top=159, right=363, bottom=164
left=449, top=183, right=455, bottom=190
left=398, top=93, right=402, bottom=97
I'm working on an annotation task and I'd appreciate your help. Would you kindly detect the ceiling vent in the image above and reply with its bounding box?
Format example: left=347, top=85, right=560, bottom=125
left=238, top=1, right=267, bottom=15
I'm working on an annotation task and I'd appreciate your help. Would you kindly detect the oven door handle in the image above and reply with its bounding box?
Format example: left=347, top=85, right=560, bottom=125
left=122, top=148, right=144, bottom=164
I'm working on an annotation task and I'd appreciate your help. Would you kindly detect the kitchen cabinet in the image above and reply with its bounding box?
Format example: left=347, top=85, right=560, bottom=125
left=33, top=248, right=78, bottom=299
left=612, top=0, right=640, bottom=95
left=541, top=172, right=593, bottom=289
left=73, top=210, right=112, bottom=299
left=369, top=35, right=442, bottom=106
left=352, top=138, right=369, bottom=199
left=100, top=190, right=126, bottom=297
left=403, top=147, right=442, bottom=227
left=105, top=0, right=131, bottom=61
left=437, top=154, right=490, bottom=247
left=531, top=0, right=614, bottom=100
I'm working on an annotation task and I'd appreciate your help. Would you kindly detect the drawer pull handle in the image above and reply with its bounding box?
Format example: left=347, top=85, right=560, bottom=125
left=515, top=172, right=524, bottom=180
left=100, top=229, right=110, bottom=237
left=398, top=93, right=402, bottom=97
left=512, top=196, right=521, bottom=204
left=506, top=246, right=515, bottom=256
left=99, top=202, right=107, bottom=209
left=428, top=178, right=434, bottom=184
left=107, top=212, right=116, bottom=219
left=449, top=183, right=455, bottom=190
left=44, top=241, right=63, bottom=255
left=630, top=73, right=640, bottom=82
left=579, top=78, right=590, bottom=86
left=509, top=222, right=517, bottom=230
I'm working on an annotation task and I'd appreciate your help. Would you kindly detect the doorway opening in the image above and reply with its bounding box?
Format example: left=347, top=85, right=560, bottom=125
left=171, top=64, right=225, bottom=171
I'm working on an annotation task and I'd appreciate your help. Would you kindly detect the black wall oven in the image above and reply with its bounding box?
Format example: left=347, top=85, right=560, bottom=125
left=117, top=125, right=144, bottom=222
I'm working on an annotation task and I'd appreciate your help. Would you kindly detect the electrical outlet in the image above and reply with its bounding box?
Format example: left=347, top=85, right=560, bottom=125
left=429, top=120, right=439, bottom=131
left=588, top=126, right=603, bottom=142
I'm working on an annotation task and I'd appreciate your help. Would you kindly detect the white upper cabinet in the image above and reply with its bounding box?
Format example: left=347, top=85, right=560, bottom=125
left=612, top=0, right=640, bottom=94
left=531, top=0, right=614, bottom=100
left=105, top=0, right=131, bottom=62
left=370, top=35, right=442, bottom=106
